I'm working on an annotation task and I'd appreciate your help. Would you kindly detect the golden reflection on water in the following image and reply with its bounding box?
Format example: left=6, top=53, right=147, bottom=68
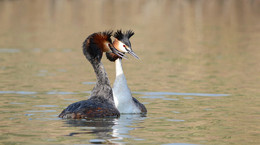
left=0, top=0, right=259, bottom=144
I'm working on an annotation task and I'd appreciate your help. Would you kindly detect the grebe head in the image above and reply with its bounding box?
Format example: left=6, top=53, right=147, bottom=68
left=113, top=30, right=139, bottom=59
left=83, top=31, right=124, bottom=61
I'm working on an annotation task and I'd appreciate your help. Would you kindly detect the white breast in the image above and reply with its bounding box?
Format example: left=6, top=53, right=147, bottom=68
left=112, top=59, right=141, bottom=113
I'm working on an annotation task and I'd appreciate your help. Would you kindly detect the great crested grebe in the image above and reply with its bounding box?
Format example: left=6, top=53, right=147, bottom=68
left=106, top=30, right=147, bottom=114
left=59, top=31, right=124, bottom=119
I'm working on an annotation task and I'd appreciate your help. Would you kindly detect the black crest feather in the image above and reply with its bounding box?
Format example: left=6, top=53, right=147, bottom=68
left=114, top=30, right=124, bottom=40
left=114, top=30, right=135, bottom=40
left=101, top=30, right=113, bottom=37
left=114, top=30, right=135, bottom=48
left=125, top=30, right=135, bottom=38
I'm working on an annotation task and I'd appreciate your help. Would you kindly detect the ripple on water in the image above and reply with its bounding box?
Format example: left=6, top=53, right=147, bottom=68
left=172, top=111, right=180, bottom=114
left=39, top=70, right=48, bottom=73
left=82, top=82, right=96, bottom=85
left=163, top=98, right=179, bottom=101
left=26, top=110, right=57, bottom=113
left=89, top=139, right=107, bottom=144
left=16, top=91, right=37, bottom=95
left=34, top=105, right=57, bottom=108
left=203, top=108, right=213, bottom=111
left=133, top=91, right=229, bottom=97
left=81, top=91, right=91, bottom=94
left=162, top=143, right=199, bottom=145
left=141, top=96, right=165, bottom=99
left=0, top=48, right=20, bottom=53
left=25, top=114, right=34, bottom=116
left=9, top=102, right=24, bottom=105
left=0, top=91, right=37, bottom=95
left=64, top=98, right=79, bottom=101
left=183, top=97, right=193, bottom=99
left=62, top=48, right=72, bottom=52
left=140, top=95, right=179, bottom=101
left=46, top=91, right=77, bottom=95
left=32, top=48, right=41, bottom=52
left=167, top=119, right=185, bottom=122
left=133, top=138, right=145, bottom=141
left=0, top=90, right=230, bottom=97
left=57, top=69, right=67, bottom=72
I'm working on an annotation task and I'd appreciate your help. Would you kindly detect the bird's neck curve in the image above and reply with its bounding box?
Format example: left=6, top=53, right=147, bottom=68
left=90, top=59, right=113, bottom=100
left=91, top=60, right=110, bottom=85
left=115, top=58, right=124, bottom=77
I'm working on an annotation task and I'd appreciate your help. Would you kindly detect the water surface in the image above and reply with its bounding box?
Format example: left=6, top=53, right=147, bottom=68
left=0, top=0, right=259, bottom=144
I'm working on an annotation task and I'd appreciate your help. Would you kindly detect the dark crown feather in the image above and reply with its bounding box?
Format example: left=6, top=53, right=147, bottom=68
left=102, top=30, right=113, bottom=37
left=126, top=30, right=134, bottom=38
left=114, top=30, right=135, bottom=40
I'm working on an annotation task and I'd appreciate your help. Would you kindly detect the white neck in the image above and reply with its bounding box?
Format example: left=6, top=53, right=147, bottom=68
left=115, top=58, right=124, bottom=77
left=112, top=58, right=141, bottom=113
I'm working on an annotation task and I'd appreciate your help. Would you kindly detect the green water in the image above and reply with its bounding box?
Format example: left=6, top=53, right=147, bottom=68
left=0, top=0, right=259, bottom=144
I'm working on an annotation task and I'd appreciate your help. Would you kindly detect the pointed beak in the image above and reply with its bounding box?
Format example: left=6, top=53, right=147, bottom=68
left=108, top=44, right=128, bottom=59
left=128, top=50, right=139, bottom=59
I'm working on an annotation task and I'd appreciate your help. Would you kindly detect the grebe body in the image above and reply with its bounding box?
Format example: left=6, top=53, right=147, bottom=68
left=59, top=31, right=121, bottom=119
left=113, top=58, right=146, bottom=113
left=106, top=30, right=147, bottom=114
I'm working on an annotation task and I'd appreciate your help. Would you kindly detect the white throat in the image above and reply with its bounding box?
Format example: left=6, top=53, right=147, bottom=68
left=112, top=59, right=141, bottom=113
left=115, top=58, right=124, bottom=77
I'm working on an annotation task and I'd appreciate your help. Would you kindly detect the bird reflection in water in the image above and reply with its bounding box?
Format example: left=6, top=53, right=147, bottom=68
left=63, top=114, right=146, bottom=144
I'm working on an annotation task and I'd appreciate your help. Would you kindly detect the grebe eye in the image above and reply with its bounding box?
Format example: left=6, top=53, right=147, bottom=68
left=123, top=45, right=126, bottom=48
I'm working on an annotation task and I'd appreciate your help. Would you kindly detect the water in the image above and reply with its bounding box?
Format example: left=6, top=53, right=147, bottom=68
left=0, top=0, right=259, bottom=144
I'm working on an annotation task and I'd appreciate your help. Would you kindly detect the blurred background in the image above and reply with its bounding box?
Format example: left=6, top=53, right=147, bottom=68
left=0, top=0, right=259, bottom=144
left=0, top=0, right=259, bottom=93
